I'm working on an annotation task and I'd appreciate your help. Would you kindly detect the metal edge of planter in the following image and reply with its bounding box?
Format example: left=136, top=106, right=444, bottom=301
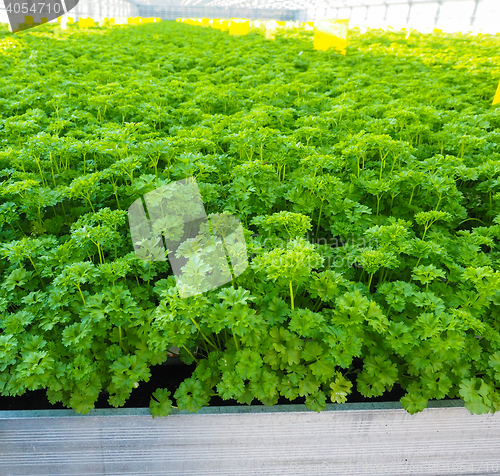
left=1, top=400, right=500, bottom=476
left=0, top=398, right=466, bottom=418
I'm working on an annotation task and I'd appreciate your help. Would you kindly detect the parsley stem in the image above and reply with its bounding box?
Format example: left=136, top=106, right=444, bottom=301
left=76, top=284, right=86, bottom=305
left=315, top=201, right=323, bottom=238
left=182, top=345, right=198, bottom=363
left=28, top=256, right=44, bottom=288
left=189, top=316, right=218, bottom=350
left=16, top=220, right=26, bottom=236
left=367, top=273, right=374, bottom=291
left=112, top=181, right=121, bottom=209
left=421, top=225, right=430, bottom=241
left=435, top=195, right=442, bottom=211
left=409, top=186, right=416, bottom=206
left=459, top=217, right=485, bottom=225
left=60, top=201, right=69, bottom=227
left=390, top=155, right=397, bottom=174
left=86, top=197, right=96, bottom=213
left=289, top=281, right=294, bottom=310
left=221, top=233, right=237, bottom=288
left=233, top=333, right=239, bottom=351
left=34, top=155, right=47, bottom=188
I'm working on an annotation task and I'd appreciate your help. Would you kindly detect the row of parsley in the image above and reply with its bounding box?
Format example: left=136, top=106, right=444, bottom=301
left=0, top=22, right=500, bottom=415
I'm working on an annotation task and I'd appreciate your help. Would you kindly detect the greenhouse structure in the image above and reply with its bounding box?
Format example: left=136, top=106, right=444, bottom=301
left=1, top=0, right=500, bottom=475
left=1, top=0, right=500, bottom=31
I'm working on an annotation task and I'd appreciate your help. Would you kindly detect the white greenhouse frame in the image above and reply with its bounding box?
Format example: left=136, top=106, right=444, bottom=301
left=0, top=0, right=499, bottom=35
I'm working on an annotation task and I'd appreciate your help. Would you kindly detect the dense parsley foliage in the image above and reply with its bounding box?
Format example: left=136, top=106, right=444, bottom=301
left=1, top=21, right=500, bottom=416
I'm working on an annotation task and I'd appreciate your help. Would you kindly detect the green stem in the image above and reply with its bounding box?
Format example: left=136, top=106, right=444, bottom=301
left=435, top=195, right=442, bottom=211
left=390, top=194, right=396, bottom=208
left=154, top=154, right=160, bottom=178
left=51, top=151, right=60, bottom=174
left=182, top=345, right=198, bottom=363
left=28, top=256, right=44, bottom=288
left=86, top=196, right=96, bottom=213
left=60, top=201, right=69, bottom=227
left=221, top=234, right=237, bottom=288
left=112, top=181, right=121, bottom=209
left=367, top=273, right=374, bottom=291
left=313, top=297, right=323, bottom=312
left=189, top=317, right=218, bottom=350
left=49, top=157, right=57, bottom=187
left=76, top=284, right=86, bottom=305
left=390, top=155, right=397, bottom=174
left=289, top=281, right=294, bottom=310
left=459, top=217, right=485, bottom=225
left=233, top=333, right=240, bottom=351
left=316, top=201, right=324, bottom=238
left=34, top=156, right=47, bottom=188
left=421, top=224, right=430, bottom=241
left=409, top=186, right=416, bottom=206
left=16, top=219, right=26, bottom=236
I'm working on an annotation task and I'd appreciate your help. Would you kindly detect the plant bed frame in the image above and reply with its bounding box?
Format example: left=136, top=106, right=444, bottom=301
left=1, top=400, right=500, bottom=476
